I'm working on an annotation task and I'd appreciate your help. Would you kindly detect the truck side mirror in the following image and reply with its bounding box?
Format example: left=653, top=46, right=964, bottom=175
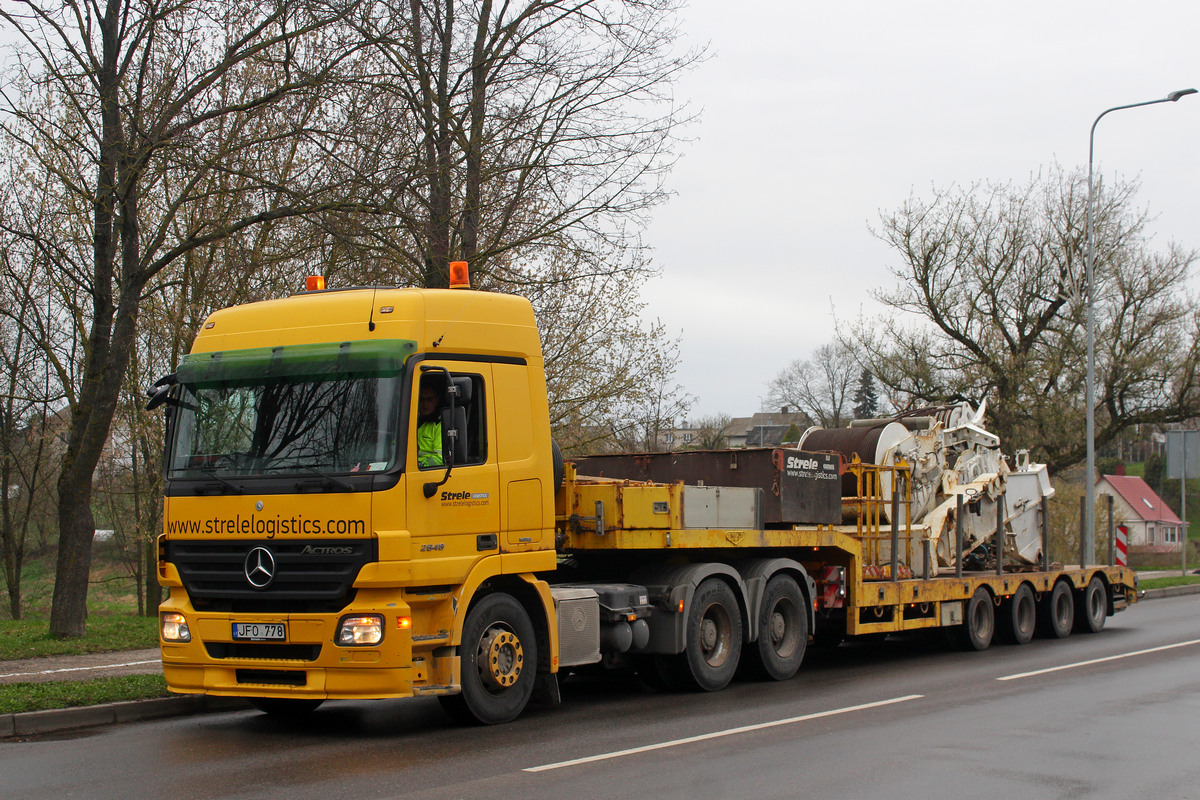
left=145, top=374, right=178, bottom=410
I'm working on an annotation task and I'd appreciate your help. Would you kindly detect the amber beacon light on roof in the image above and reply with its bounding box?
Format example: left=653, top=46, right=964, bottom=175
left=449, top=260, right=470, bottom=289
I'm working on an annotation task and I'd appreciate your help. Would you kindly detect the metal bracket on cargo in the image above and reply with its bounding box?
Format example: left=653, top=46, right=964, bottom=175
left=569, top=500, right=606, bottom=537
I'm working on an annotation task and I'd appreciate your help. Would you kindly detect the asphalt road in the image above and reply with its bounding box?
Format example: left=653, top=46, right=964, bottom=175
left=3, top=594, right=1199, bottom=800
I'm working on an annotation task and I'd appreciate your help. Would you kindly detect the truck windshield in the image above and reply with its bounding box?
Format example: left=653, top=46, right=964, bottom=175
left=166, top=339, right=416, bottom=479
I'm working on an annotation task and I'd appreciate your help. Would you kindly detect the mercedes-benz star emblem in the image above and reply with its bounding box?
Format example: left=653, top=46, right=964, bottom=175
left=244, top=546, right=276, bottom=589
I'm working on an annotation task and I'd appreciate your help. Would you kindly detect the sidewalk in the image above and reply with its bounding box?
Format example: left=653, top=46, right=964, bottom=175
left=4, top=574, right=1200, bottom=739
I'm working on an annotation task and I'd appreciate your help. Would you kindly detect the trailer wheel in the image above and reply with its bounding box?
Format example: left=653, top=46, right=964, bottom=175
left=1074, top=575, right=1107, bottom=634
left=248, top=698, right=324, bottom=716
left=679, top=579, right=743, bottom=691
left=951, top=587, right=994, bottom=651
left=1000, top=584, right=1036, bottom=645
left=438, top=592, right=537, bottom=725
left=1036, top=580, right=1073, bottom=639
left=742, top=574, right=807, bottom=681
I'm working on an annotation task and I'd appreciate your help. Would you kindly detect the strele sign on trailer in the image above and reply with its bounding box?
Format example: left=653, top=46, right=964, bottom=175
left=783, top=454, right=839, bottom=480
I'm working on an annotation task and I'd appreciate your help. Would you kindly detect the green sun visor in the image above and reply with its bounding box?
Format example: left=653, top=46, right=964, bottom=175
left=177, top=339, right=418, bottom=385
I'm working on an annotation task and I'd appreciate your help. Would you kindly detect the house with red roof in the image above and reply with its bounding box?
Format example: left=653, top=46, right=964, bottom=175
left=1095, top=474, right=1186, bottom=552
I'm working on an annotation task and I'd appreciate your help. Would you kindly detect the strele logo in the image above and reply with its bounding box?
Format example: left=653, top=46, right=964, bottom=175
left=786, top=456, right=821, bottom=470
left=300, top=545, right=354, bottom=556
left=441, top=491, right=472, bottom=501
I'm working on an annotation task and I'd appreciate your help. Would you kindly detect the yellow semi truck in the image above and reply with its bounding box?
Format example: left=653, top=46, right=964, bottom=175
left=148, top=267, right=1137, bottom=724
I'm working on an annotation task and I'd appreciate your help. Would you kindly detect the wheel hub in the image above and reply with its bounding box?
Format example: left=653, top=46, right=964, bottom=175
left=479, top=627, right=523, bottom=689
left=700, top=618, right=718, bottom=650
left=769, top=611, right=786, bottom=644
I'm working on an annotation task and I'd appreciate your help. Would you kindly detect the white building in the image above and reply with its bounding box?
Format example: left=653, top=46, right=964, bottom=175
left=1095, top=474, right=1185, bottom=552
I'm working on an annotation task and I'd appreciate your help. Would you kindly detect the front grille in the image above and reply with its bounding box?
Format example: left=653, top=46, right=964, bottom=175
left=236, top=669, right=306, bottom=686
left=205, top=642, right=322, bottom=661
left=167, top=539, right=377, bottom=613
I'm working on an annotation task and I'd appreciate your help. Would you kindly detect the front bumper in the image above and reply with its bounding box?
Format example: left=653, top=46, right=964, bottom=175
left=159, top=596, right=457, bottom=700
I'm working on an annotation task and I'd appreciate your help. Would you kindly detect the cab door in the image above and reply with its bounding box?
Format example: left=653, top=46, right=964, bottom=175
left=404, top=364, right=500, bottom=583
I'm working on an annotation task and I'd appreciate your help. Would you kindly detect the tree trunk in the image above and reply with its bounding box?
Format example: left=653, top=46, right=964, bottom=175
left=50, top=473, right=96, bottom=637
left=461, top=0, right=492, bottom=265
left=1, top=451, right=20, bottom=620
left=139, top=428, right=162, bottom=616
left=49, top=7, right=122, bottom=639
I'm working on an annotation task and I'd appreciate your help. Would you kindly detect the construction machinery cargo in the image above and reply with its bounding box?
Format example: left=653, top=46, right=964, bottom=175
left=148, top=265, right=1137, bottom=724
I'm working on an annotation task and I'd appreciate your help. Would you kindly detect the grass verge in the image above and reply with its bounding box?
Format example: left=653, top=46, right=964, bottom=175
left=1138, top=575, right=1200, bottom=591
left=0, top=675, right=169, bottom=715
left=0, top=616, right=158, bottom=661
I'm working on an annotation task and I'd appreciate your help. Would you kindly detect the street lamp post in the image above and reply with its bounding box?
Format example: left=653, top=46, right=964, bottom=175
left=1084, top=88, right=1196, bottom=563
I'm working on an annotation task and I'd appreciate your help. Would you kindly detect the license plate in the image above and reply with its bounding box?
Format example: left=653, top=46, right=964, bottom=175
left=232, top=622, right=287, bottom=641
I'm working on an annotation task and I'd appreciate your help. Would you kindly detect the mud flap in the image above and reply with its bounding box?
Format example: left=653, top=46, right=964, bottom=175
left=532, top=672, right=561, bottom=705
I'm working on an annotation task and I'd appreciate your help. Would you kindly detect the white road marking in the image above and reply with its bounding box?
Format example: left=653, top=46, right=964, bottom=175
left=997, top=638, right=1200, bottom=681
left=523, top=694, right=925, bottom=773
left=0, top=659, right=160, bottom=680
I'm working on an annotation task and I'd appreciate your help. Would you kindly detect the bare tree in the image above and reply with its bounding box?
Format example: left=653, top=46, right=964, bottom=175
left=0, top=304, right=64, bottom=619
left=687, top=414, right=734, bottom=450
left=487, top=243, right=687, bottom=455
left=0, top=162, right=72, bottom=620
left=0, top=0, right=375, bottom=637
left=767, top=341, right=859, bottom=428
left=849, top=167, right=1200, bottom=472
left=336, top=0, right=700, bottom=287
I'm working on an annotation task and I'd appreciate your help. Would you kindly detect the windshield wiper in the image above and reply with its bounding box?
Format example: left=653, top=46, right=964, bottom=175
left=192, top=469, right=245, bottom=495
left=295, top=464, right=354, bottom=492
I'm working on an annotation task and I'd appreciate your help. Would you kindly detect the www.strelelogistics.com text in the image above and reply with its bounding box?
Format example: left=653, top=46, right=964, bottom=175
left=168, top=515, right=366, bottom=538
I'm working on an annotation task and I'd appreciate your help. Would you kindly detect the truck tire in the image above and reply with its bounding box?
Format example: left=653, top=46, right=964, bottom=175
left=438, top=592, right=537, bottom=725
left=1000, top=583, right=1036, bottom=645
left=1036, top=580, right=1073, bottom=639
left=742, top=574, right=807, bottom=681
left=950, top=587, right=994, bottom=651
left=248, top=698, right=324, bottom=716
left=1074, top=575, right=1107, bottom=634
left=678, top=579, right=743, bottom=691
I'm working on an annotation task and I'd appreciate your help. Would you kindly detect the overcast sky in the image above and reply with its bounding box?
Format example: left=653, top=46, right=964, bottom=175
left=643, top=1, right=1200, bottom=421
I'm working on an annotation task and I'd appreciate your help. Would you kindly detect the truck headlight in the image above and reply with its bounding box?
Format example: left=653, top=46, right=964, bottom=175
left=161, top=612, right=191, bottom=642
left=337, top=614, right=384, bottom=646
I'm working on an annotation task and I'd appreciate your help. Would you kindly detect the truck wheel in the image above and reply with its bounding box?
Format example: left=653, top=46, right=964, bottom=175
left=679, top=579, right=743, bottom=691
left=248, top=698, right=324, bottom=716
left=438, top=592, right=537, bottom=725
left=951, top=587, right=994, bottom=651
left=1001, top=584, right=1036, bottom=645
left=1074, top=575, right=1107, bottom=634
left=1036, top=580, right=1073, bottom=639
left=742, top=574, right=807, bottom=681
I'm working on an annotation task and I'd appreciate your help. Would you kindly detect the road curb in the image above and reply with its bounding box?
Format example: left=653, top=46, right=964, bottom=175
left=0, top=695, right=249, bottom=739
left=1140, top=583, right=1200, bottom=600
